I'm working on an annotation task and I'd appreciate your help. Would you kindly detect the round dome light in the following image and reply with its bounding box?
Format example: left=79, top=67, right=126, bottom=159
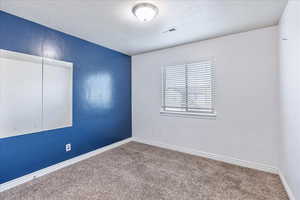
left=132, top=3, right=159, bottom=22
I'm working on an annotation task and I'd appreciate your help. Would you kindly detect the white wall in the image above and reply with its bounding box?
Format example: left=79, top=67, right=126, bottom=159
left=279, top=1, right=300, bottom=199
left=132, top=26, right=280, bottom=169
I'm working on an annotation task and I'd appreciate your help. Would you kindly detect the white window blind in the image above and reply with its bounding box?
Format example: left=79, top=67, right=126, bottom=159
left=161, top=60, right=216, bottom=117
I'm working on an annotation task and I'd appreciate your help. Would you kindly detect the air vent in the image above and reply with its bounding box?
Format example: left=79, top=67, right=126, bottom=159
left=163, top=27, right=177, bottom=34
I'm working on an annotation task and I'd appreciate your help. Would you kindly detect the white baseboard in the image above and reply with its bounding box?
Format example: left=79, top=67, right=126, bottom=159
left=279, top=171, right=296, bottom=200
left=0, top=138, right=133, bottom=192
left=133, top=137, right=278, bottom=174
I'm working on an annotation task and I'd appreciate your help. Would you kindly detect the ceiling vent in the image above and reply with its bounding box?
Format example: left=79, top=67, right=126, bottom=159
left=163, top=28, right=177, bottom=34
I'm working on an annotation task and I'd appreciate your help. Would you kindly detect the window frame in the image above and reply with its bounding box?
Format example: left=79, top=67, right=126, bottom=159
left=160, top=59, right=216, bottom=119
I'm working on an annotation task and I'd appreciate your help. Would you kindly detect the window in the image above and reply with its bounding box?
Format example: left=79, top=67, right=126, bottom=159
left=161, top=59, right=216, bottom=118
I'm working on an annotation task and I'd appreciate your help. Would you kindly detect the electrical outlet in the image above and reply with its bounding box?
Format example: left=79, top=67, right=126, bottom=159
left=65, top=143, right=71, bottom=152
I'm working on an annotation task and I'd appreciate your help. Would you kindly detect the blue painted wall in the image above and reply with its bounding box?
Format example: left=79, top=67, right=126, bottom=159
left=0, top=11, right=132, bottom=184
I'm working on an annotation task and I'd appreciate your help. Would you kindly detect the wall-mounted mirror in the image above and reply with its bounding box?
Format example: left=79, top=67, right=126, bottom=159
left=0, top=49, right=73, bottom=139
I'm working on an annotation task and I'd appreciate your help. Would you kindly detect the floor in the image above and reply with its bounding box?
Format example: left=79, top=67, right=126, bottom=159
left=0, top=142, right=288, bottom=200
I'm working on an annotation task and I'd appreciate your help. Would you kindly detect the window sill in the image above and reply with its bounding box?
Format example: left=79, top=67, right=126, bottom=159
left=160, top=110, right=216, bottom=119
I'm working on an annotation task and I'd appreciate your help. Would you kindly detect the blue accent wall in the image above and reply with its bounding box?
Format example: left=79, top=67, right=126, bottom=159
left=0, top=11, right=132, bottom=184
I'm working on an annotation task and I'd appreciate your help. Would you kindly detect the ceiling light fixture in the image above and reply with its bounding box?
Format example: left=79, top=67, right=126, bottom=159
left=132, top=3, right=159, bottom=22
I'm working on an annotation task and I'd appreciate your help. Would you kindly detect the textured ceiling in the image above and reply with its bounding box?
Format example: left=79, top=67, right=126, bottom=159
left=0, top=0, right=287, bottom=55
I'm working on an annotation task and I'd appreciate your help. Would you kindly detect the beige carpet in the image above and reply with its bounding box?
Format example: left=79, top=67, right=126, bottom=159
left=0, top=142, right=288, bottom=200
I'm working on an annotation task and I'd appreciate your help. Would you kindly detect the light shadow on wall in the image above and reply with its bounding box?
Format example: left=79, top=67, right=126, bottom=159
left=84, top=72, right=112, bottom=110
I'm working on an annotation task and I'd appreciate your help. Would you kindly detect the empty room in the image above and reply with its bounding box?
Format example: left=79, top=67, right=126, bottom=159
left=0, top=0, right=299, bottom=199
